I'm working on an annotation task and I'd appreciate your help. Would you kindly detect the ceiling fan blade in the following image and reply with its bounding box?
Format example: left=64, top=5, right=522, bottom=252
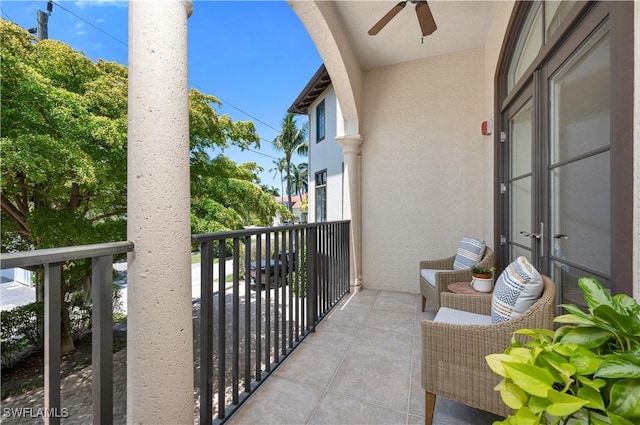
left=368, top=2, right=406, bottom=36
left=415, top=1, right=437, bottom=36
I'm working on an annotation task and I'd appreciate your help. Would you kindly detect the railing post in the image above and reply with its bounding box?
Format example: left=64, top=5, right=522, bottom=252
left=306, top=226, right=317, bottom=331
left=44, top=262, right=62, bottom=425
left=92, top=255, right=113, bottom=425
left=200, top=241, right=213, bottom=424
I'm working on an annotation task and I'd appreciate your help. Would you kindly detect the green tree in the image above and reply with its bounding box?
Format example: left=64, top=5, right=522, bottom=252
left=0, top=20, right=284, bottom=353
left=270, top=157, right=286, bottom=205
left=272, top=113, right=308, bottom=212
left=291, top=162, right=308, bottom=199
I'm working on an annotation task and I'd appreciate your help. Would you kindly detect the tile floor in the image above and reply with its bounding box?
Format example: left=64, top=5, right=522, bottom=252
left=227, top=289, right=503, bottom=425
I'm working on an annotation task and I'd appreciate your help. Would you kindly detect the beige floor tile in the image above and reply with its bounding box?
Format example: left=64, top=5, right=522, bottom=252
left=408, top=414, right=424, bottom=425
left=303, top=321, right=359, bottom=356
left=349, top=325, right=413, bottom=365
left=274, top=342, right=344, bottom=390
left=309, top=392, right=407, bottom=425
left=228, top=376, right=323, bottom=425
left=341, top=290, right=378, bottom=309
left=372, top=294, right=417, bottom=315
left=408, top=365, right=424, bottom=417
left=365, top=309, right=416, bottom=336
left=328, top=352, right=411, bottom=412
left=322, top=304, right=370, bottom=329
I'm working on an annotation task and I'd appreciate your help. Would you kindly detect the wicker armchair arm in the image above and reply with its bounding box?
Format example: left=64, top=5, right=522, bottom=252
left=419, top=255, right=455, bottom=270
left=440, top=292, right=493, bottom=315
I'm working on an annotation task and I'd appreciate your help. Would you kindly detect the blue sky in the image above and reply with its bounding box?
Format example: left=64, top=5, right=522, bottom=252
left=0, top=0, right=321, bottom=192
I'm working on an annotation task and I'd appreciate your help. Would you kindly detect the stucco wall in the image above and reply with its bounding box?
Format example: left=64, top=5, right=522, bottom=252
left=482, top=1, right=515, bottom=250
left=308, top=86, right=344, bottom=222
left=361, top=48, right=485, bottom=292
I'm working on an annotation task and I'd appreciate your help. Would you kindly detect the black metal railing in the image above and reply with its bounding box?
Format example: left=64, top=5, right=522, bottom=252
left=192, top=220, right=350, bottom=424
left=0, top=241, right=134, bottom=425
left=0, top=221, right=350, bottom=424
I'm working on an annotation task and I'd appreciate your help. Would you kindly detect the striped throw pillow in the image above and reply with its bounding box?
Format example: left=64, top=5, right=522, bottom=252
left=452, top=237, right=486, bottom=271
left=491, top=256, right=543, bottom=323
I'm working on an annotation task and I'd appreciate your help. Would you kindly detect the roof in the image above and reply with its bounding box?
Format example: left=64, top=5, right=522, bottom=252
left=287, top=64, right=331, bottom=115
left=275, top=194, right=306, bottom=209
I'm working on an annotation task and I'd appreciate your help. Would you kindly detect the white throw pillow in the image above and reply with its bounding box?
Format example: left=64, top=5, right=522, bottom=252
left=491, top=256, right=543, bottom=323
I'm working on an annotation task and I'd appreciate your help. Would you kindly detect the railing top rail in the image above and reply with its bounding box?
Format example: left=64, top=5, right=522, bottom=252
left=191, top=220, right=351, bottom=243
left=0, top=241, right=134, bottom=269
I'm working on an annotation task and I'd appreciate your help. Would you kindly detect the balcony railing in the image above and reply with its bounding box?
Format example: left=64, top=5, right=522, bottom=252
left=0, top=241, right=134, bottom=425
left=192, top=220, right=350, bottom=424
left=0, top=220, right=350, bottom=424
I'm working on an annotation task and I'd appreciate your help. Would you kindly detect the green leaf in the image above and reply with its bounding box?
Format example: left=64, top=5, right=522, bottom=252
left=595, top=357, right=640, bottom=379
left=513, top=407, right=542, bottom=425
left=607, top=379, right=640, bottom=418
left=593, top=305, right=640, bottom=337
left=553, top=342, right=580, bottom=357
left=571, top=348, right=604, bottom=375
left=577, top=375, right=607, bottom=390
left=606, top=411, right=636, bottom=425
left=486, top=354, right=512, bottom=378
left=577, top=385, right=606, bottom=410
left=612, top=294, right=640, bottom=316
left=579, top=277, right=614, bottom=311
left=528, top=395, right=550, bottom=414
left=502, top=362, right=555, bottom=397
left=545, top=388, right=589, bottom=416
left=560, top=327, right=613, bottom=349
left=496, top=380, right=528, bottom=409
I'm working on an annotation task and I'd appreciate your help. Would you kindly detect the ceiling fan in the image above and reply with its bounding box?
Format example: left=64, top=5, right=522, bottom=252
left=368, top=1, right=437, bottom=37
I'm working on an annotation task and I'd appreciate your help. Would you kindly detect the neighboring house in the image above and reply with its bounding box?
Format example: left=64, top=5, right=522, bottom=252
left=289, top=66, right=344, bottom=223
left=273, top=194, right=306, bottom=224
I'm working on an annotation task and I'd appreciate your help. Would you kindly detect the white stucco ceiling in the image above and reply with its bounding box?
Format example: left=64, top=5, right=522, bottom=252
left=333, top=1, right=498, bottom=70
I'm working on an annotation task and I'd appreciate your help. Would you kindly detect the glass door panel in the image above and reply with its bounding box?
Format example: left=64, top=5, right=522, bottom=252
left=506, top=99, right=535, bottom=264
left=548, top=22, right=611, bottom=305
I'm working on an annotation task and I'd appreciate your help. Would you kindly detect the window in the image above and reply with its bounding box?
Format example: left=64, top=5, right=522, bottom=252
left=315, top=170, right=327, bottom=222
left=316, top=99, right=325, bottom=142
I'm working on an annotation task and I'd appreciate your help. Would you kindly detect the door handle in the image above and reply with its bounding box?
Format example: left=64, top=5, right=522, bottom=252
left=554, top=234, right=568, bottom=239
left=520, top=231, right=541, bottom=239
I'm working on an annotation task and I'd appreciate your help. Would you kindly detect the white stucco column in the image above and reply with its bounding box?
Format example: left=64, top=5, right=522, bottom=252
left=337, top=135, right=363, bottom=292
left=127, top=1, right=194, bottom=423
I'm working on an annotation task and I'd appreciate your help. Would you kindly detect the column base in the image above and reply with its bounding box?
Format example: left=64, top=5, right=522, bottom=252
left=350, top=277, right=363, bottom=293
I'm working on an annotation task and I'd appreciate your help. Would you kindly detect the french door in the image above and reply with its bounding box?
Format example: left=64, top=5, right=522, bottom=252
left=499, top=3, right=620, bottom=307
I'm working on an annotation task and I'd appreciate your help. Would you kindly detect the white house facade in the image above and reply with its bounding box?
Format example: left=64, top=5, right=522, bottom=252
left=289, top=66, right=345, bottom=224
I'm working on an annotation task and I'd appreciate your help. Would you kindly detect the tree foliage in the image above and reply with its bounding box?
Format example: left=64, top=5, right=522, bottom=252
left=273, top=113, right=308, bottom=212
left=0, top=20, right=286, bottom=352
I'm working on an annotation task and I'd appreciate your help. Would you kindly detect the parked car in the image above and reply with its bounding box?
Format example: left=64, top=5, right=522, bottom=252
left=249, top=251, right=297, bottom=290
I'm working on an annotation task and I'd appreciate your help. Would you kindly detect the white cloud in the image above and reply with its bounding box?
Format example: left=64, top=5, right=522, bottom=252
left=76, top=22, right=85, bottom=29
left=76, top=30, right=87, bottom=35
left=96, top=18, right=105, bottom=23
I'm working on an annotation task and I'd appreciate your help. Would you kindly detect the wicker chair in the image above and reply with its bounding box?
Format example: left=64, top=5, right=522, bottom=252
left=419, top=247, right=494, bottom=312
left=421, top=275, right=556, bottom=424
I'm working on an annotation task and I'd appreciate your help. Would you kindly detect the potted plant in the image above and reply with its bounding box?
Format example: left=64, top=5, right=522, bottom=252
left=470, top=265, right=495, bottom=292
left=471, top=265, right=495, bottom=279
left=486, top=277, right=640, bottom=425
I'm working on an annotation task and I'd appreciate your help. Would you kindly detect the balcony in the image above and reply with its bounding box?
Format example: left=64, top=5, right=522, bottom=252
left=0, top=221, right=504, bottom=424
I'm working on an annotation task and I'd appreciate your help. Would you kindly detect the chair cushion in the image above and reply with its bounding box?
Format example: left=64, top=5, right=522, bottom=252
left=453, top=237, right=486, bottom=270
left=434, top=307, right=493, bottom=325
left=491, top=256, right=543, bottom=323
left=420, top=269, right=450, bottom=288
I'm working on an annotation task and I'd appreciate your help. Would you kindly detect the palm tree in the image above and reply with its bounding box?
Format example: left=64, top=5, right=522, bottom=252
left=273, top=113, right=308, bottom=212
left=269, top=158, right=286, bottom=205
left=291, top=162, right=308, bottom=199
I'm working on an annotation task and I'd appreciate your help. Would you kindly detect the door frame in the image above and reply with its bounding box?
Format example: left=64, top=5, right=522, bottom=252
left=494, top=1, right=634, bottom=296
